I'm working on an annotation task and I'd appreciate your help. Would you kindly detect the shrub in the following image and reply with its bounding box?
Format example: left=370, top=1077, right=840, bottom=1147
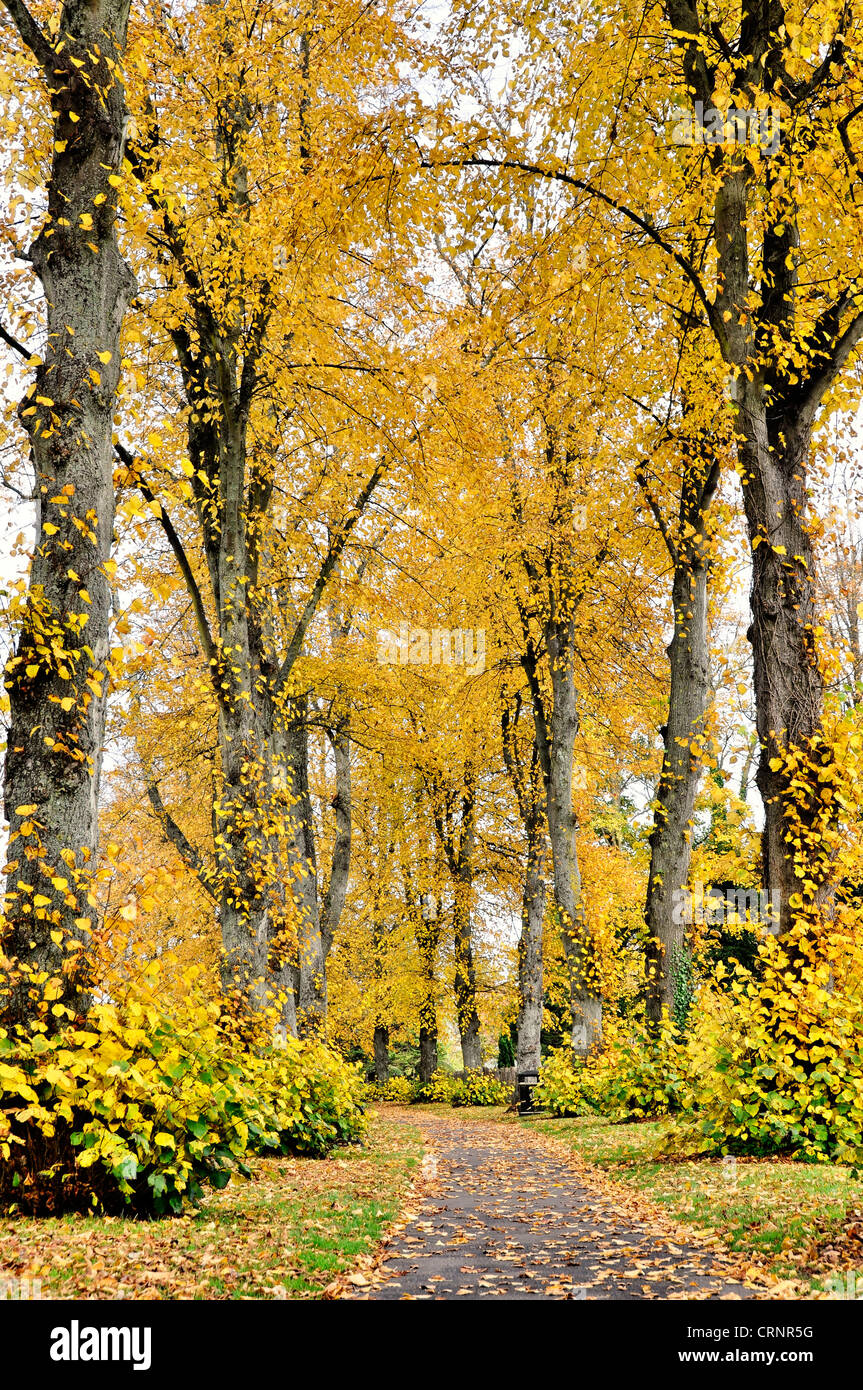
left=679, top=947, right=863, bottom=1166
left=247, top=1037, right=366, bottom=1159
left=365, top=1075, right=414, bottom=1104
left=534, top=1048, right=601, bottom=1117
left=0, top=983, right=365, bottom=1217
left=601, top=1024, right=693, bottom=1119
left=411, top=1070, right=458, bottom=1104
left=450, top=1071, right=512, bottom=1107
left=535, top=1024, right=692, bottom=1121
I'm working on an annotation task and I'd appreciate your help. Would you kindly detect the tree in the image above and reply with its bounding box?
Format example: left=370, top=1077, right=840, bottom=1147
left=501, top=689, right=546, bottom=1074
left=441, top=0, right=863, bottom=945
left=0, top=0, right=135, bottom=1024
left=113, top=0, right=414, bottom=1027
left=635, top=352, right=732, bottom=1021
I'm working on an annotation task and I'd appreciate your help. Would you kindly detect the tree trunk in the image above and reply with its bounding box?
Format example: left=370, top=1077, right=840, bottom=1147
left=415, top=892, right=439, bottom=1083
left=1, top=0, right=134, bottom=1026
left=453, top=879, right=482, bottom=1070
left=419, top=1022, right=438, bottom=1084
left=546, top=658, right=602, bottom=1057
left=739, top=398, right=828, bottom=936
left=282, top=700, right=327, bottom=1033
left=709, top=154, right=831, bottom=939
left=371, top=882, right=390, bottom=1080
left=215, top=697, right=271, bottom=1008
left=426, top=768, right=482, bottom=1070
left=320, top=722, right=351, bottom=960
left=645, top=535, right=712, bottom=1022
left=269, top=961, right=298, bottom=1040
left=514, top=439, right=606, bottom=1059
left=516, top=830, right=545, bottom=1074
left=373, top=1024, right=390, bottom=1084
left=501, top=695, right=546, bottom=1074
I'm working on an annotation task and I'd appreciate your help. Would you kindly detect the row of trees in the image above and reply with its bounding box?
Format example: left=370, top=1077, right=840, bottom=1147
left=2, top=0, right=863, bottom=1079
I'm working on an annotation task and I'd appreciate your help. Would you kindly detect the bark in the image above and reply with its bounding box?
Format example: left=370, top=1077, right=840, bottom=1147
left=640, top=444, right=719, bottom=1023
left=282, top=700, right=326, bottom=1033
left=1, top=0, right=135, bottom=1025
left=412, top=888, right=439, bottom=1083
left=501, top=696, right=545, bottom=1074
left=373, top=1024, right=390, bottom=1083
left=514, top=444, right=607, bottom=1058
left=429, top=769, right=482, bottom=1070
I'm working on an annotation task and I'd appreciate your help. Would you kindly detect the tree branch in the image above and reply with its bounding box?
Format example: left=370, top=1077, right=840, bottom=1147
left=0, top=0, right=55, bottom=79
left=275, top=459, right=385, bottom=691
left=435, top=157, right=723, bottom=351
left=636, top=459, right=678, bottom=564
left=145, top=778, right=218, bottom=899
left=0, top=319, right=29, bottom=360
left=114, top=441, right=219, bottom=673
left=794, top=299, right=863, bottom=425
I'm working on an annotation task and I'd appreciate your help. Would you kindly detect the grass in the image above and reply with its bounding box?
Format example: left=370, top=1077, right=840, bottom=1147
left=0, top=1111, right=422, bottom=1300
left=521, top=1111, right=863, bottom=1293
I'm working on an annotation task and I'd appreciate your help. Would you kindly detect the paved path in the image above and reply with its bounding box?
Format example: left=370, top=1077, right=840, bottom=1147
left=353, top=1111, right=755, bottom=1301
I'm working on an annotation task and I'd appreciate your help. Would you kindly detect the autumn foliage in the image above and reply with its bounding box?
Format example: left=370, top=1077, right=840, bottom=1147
left=4, top=0, right=863, bottom=1229
left=0, top=959, right=364, bottom=1216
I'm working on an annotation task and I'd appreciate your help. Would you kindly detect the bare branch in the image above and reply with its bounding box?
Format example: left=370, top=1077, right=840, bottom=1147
left=145, top=778, right=218, bottom=899
left=0, top=319, right=29, bottom=360
left=114, top=442, right=219, bottom=673
left=275, top=459, right=385, bottom=691
left=636, top=459, right=678, bottom=564
left=0, top=0, right=55, bottom=79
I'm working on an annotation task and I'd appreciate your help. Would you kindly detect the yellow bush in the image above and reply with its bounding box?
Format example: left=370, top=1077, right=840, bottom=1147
left=536, top=1023, right=692, bottom=1120
left=0, top=973, right=365, bottom=1216
left=366, top=1075, right=414, bottom=1103
left=680, top=942, right=863, bottom=1165
left=450, top=1071, right=512, bottom=1107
